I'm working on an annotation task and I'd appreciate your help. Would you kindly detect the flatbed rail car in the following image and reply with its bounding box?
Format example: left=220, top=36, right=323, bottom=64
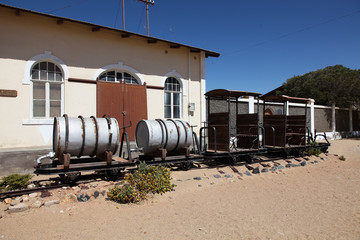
left=35, top=116, right=205, bottom=180
left=201, top=89, right=267, bottom=164
left=260, top=94, right=330, bottom=156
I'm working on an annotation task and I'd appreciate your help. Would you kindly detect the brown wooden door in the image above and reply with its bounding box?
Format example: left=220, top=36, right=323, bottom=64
left=97, top=81, right=147, bottom=140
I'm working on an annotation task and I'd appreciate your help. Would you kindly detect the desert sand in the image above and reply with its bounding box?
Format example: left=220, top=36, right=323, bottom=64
left=0, top=139, right=359, bottom=240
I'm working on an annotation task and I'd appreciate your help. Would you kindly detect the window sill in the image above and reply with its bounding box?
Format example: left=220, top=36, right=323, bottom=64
left=22, top=119, right=54, bottom=125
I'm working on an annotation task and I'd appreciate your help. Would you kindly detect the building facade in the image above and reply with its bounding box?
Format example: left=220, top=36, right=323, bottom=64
left=0, top=4, right=219, bottom=149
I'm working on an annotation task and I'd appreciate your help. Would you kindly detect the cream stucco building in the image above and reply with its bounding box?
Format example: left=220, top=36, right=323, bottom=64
left=0, top=3, right=219, bottom=150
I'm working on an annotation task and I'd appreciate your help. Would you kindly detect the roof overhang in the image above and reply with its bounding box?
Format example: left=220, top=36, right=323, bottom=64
left=205, top=89, right=262, bottom=99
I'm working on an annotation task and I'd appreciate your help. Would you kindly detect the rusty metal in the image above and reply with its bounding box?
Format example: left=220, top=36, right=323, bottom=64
left=63, top=153, right=71, bottom=169
left=106, top=151, right=112, bottom=165
left=96, top=81, right=147, bottom=141
left=90, top=116, right=99, bottom=157
left=78, top=115, right=86, bottom=157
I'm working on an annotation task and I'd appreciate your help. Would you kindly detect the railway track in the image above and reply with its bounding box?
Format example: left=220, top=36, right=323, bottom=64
left=0, top=153, right=322, bottom=200
left=0, top=172, right=121, bottom=200
left=0, top=184, right=67, bottom=199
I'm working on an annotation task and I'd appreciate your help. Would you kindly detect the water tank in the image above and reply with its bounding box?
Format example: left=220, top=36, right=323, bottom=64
left=53, top=115, right=119, bottom=161
left=135, top=119, right=192, bottom=155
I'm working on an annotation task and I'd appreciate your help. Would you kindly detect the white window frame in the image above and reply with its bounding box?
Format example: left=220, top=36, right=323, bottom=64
left=22, top=52, right=68, bottom=125
left=94, top=62, right=144, bottom=85
left=164, top=77, right=183, bottom=119
left=99, top=70, right=140, bottom=84
left=31, top=61, right=64, bottom=119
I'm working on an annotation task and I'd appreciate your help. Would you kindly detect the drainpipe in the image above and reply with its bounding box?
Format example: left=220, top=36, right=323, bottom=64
left=188, top=49, right=192, bottom=125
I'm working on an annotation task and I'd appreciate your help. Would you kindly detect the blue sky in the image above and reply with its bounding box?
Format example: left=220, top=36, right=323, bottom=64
left=2, top=0, right=360, bottom=94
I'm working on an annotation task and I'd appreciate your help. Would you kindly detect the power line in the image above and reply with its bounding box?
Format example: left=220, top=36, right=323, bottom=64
left=114, top=0, right=122, bottom=28
left=46, top=0, right=90, bottom=14
left=137, top=0, right=155, bottom=36
left=222, top=9, right=360, bottom=57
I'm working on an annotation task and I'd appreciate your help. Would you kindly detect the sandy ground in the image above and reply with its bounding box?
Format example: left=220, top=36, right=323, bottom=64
left=0, top=139, right=360, bottom=240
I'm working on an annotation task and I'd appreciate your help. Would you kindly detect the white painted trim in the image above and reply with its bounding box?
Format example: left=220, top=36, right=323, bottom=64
left=332, top=103, right=336, bottom=134
left=163, top=71, right=185, bottom=119
left=285, top=101, right=289, bottom=116
left=310, top=99, right=315, bottom=137
left=22, top=51, right=69, bottom=85
left=24, top=51, right=67, bottom=121
left=200, top=52, right=206, bottom=125
left=248, top=96, right=254, bottom=114
left=162, top=70, right=187, bottom=96
left=313, top=104, right=339, bottom=109
left=22, top=119, right=53, bottom=125
left=94, top=62, right=145, bottom=85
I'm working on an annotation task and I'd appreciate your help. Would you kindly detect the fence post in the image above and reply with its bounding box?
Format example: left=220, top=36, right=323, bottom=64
left=310, top=99, right=315, bottom=137
left=332, top=103, right=336, bottom=138
left=249, top=96, right=254, bottom=114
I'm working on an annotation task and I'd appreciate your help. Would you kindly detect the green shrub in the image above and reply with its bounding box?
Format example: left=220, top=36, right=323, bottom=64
left=0, top=174, right=32, bottom=191
left=307, top=142, right=321, bottom=156
left=339, top=155, right=346, bottom=161
left=107, top=183, right=142, bottom=203
left=107, top=162, right=175, bottom=204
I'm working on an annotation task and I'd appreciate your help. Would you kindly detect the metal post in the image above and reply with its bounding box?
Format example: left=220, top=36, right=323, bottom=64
left=228, top=96, right=231, bottom=152
left=257, top=97, right=260, bottom=149
left=146, top=3, right=149, bottom=36
left=122, top=0, right=125, bottom=30
left=137, top=0, right=154, bottom=36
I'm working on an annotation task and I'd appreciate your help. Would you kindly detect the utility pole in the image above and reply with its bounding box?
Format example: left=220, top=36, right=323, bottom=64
left=137, top=0, right=155, bottom=36
left=122, top=0, right=125, bottom=30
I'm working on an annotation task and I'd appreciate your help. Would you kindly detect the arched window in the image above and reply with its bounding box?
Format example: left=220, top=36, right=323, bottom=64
left=164, top=77, right=182, bottom=119
left=99, top=70, right=139, bottom=84
left=31, top=61, right=63, bottom=118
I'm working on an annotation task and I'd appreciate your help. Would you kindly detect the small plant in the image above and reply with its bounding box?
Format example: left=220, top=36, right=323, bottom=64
left=107, top=183, right=142, bottom=203
left=0, top=174, right=33, bottom=191
left=107, top=162, right=175, bottom=204
left=339, top=155, right=346, bottom=161
left=307, top=142, right=321, bottom=156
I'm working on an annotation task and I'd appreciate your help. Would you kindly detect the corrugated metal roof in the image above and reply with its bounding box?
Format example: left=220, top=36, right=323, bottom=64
left=0, top=3, right=220, bottom=58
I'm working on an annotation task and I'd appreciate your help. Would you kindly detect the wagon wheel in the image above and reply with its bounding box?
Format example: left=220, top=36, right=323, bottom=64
left=228, top=156, right=237, bottom=166
left=182, top=161, right=193, bottom=171
left=244, top=155, right=253, bottom=164
left=59, top=172, right=80, bottom=185
left=320, top=146, right=328, bottom=153
left=291, top=149, right=301, bottom=157
left=104, top=169, right=122, bottom=181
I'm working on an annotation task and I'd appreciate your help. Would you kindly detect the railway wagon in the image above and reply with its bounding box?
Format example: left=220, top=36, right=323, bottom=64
left=201, top=89, right=267, bottom=164
left=261, top=94, right=330, bottom=157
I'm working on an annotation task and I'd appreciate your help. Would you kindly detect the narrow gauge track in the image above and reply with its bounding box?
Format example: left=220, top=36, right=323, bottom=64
left=1, top=154, right=313, bottom=200
left=0, top=184, right=67, bottom=200
left=0, top=171, right=126, bottom=200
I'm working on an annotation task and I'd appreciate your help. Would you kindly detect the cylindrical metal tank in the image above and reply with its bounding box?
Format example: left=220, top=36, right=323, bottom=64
left=53, top=115, right=119, bottom=160
left=135, top=119, right=192, bottom=155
